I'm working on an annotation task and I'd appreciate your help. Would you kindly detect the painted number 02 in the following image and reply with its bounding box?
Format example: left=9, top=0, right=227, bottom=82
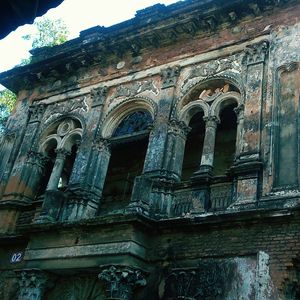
left=10, top=252, right=23, bottom=263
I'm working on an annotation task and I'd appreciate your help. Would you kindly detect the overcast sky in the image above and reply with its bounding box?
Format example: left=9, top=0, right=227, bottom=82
left=0, top=0, right=179, bottom=73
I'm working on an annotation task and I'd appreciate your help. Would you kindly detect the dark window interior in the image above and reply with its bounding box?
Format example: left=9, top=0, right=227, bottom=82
left=214, top=103, right=237, bottom=176
left=181, top=111, right=205, bottom=181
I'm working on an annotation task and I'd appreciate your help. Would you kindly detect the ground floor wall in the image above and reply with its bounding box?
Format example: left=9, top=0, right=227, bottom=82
left=1, top=209, right=300, bottom=299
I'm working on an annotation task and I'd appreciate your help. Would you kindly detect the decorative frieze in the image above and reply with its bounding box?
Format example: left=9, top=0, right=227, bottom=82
left=99, top=265, right=146, bottom=300
left=44, top=97, right=88, bottom=123
left=110, top=80, right=159, bottom=103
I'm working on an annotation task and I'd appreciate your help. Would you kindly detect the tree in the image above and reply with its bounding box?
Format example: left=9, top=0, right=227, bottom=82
left=23, top=17, right=69, bottom=49
left=0, top=89, right=16, bottom=133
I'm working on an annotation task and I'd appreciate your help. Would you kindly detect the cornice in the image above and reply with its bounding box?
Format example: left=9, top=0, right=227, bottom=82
left=0, top=0, right=297, bottom=93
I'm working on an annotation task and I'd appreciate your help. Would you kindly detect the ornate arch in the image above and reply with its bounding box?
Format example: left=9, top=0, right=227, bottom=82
left=101, top=97, right=157, bottom=138
left=38, top=118, right=83, bottom=155
left=179, top=100, right=210, bottom=125
left=210, top=91, right=241, bottom=118
left=173, top=72, right=244, bottom=120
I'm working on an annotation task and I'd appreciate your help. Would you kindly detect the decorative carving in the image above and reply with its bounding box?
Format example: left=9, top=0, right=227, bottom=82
left=45, top=97, right=88, bottom=123
left=16, top=269, right=50, bottom=300
left=92, top=137, right=111, bottom=153
left=168, top=119, right=191, bottom=138
left=199, top=83, right=231, bottom=102
left=185, top=57, right=237, bottom=85
left=91, top=86, right=108, bottom=107
left=161, top=65, right=181, bottom=89
left=112, top=111, right=153, bottom=137
left=234, top=103, right=245, bottom=122
left=244, top=41, right=269, bottom=65
left=165, top=261, right=233, bottom=299
left=26, top=151, right=48, bottom=169
left=29, top=104, right=46, bottom=123
left=55, top=148, right=71, bottom=159
left=203, top=115, right=220, bottom=128
left=98, top=265, right=146, bottom=300
left=112, top=80, right=159, bottom=101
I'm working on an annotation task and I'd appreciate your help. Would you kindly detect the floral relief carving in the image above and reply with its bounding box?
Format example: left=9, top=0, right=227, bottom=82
left=110, top=80, right=159, bottom=103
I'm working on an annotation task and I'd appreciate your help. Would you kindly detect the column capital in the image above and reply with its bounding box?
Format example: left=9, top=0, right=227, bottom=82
left=26, top=151, right=48, bottom=168
left=168, top=119, right=191, bottom=138
left=244, top=40, right=269, bottom=66
left=29, top=103, right=46, bottom=123
left=161, top=65, right=181, bottom=89
left=16, top=269, right=51, bottom=300
left=234, top=104, right=245, bottom=122
left=55, top=148, right=70, bottom=159
left=91, top=86, right=108, bottom=107
left=98, top=265, right=147, bottom=300
left=203, top=115, right=220, bottom=128
left=92, top=137, right=111, bottom=153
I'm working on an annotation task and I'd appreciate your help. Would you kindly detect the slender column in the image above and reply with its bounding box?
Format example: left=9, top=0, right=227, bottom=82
left=16, top=269, right=50, bottom=300
left=46, top=149, right=69, bottom=191
left=194, top=115, right=219, bottom=177
left=234, top=104, right=245, bottom=159
left=99, top=265, right=146, bottom=300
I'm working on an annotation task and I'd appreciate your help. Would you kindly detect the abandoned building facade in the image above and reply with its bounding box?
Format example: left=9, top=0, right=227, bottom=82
left=0, top=0, right=300, bottom=299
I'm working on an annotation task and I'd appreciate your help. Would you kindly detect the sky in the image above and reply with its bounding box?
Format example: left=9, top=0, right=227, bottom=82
left=0, top=0, right=179, bottom=74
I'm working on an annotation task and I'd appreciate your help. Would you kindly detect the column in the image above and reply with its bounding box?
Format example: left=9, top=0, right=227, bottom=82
left=193, top=115, right=219, bottom=178
left=233, top=104, right=245, bottom=159
left=35, top=149, right=69, bottom=222
left=98, top=265, right=146, bottom=300
left=63, top=138, right=111, bottom=221
left=143, top=66, right=181, bottom=175
left=230, top=41, right=268, bottom=208
left=129, top=66, right=181, bottom=215
left=62, top=87, right=108, bottom=221
left=46, top=149, right=69, bottom=191
left=15, top=151, right=48, bottom=200
left=16, top=269, right=50, bottom=300
left=2, top=103, right=46, bottom=201
left=0, top=104, right=45, bottom=233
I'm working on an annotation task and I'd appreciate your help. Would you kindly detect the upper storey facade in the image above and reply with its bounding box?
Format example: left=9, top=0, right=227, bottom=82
left=1, top=1, right=300, bottom=298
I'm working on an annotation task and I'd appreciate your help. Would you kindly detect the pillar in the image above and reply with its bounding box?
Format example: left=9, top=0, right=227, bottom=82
left=63, top=138, right=111, bottom=220
left=98, top=265, right=146, bottom=300
left=193, top=115, right=219, bottom=179
left=46, top=149, right=69, bottom=191
left=230, top=41, right=268, bottom=208
left=61, top=87, right=108, bottom=221
left=2, top=103, right=46, bottom=202
left=35, top=149, right=69, bottom=222
left=129, top=66, right=181, bottom=215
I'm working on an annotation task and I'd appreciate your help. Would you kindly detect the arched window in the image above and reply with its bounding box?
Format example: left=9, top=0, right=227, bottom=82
left=181, top=111, right=205, bottom=181
left=214, top=103, right=237, bottom=176
left=101, top=111, right=153, bottom=213
left=38, top=118, right=82, bottom=195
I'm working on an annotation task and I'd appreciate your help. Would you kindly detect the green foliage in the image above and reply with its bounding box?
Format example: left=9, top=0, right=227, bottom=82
left=0, top=89, right=17, bottom=133
left=23, top=17, right=69, bottom=49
